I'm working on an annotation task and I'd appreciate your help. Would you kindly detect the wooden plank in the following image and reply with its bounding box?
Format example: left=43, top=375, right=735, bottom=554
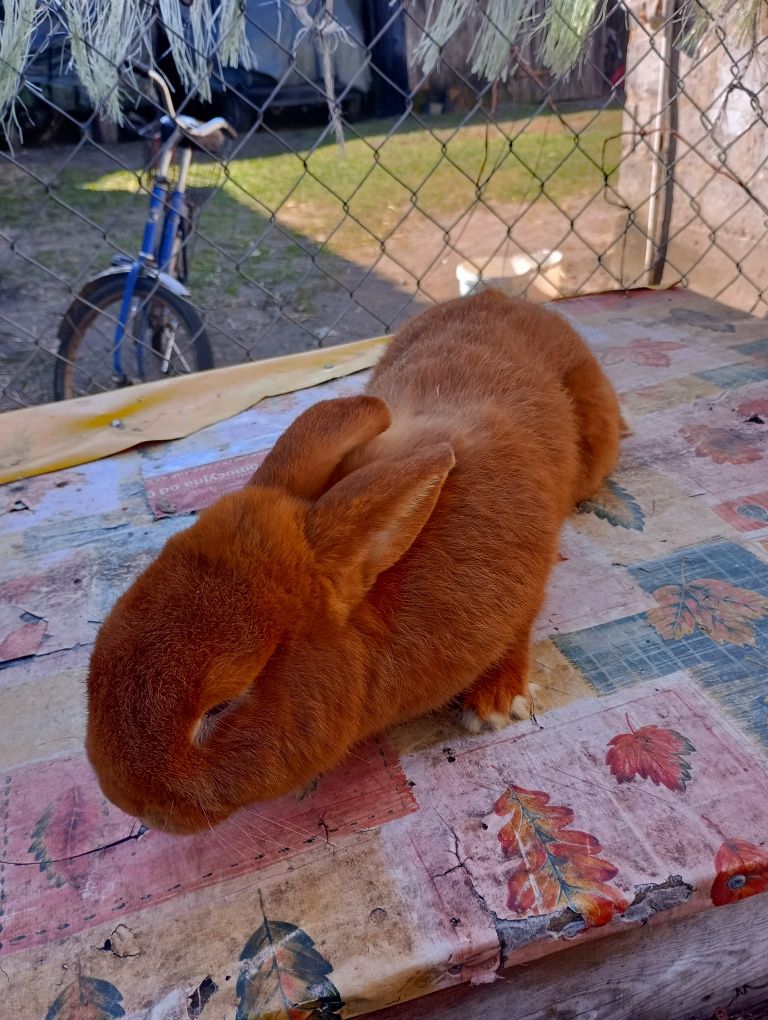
left=368, top=892, right=768, bottom=1020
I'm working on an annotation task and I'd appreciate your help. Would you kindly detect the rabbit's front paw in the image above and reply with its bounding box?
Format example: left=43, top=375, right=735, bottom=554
left=461, top=655, right=531, bottom=733
left=461, top=695, right=530, bottom=734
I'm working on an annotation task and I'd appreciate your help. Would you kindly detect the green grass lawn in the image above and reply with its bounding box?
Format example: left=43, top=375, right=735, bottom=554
left=1, top=105, right=622, bottom=299
left=223, top=106, right=622, bottom=238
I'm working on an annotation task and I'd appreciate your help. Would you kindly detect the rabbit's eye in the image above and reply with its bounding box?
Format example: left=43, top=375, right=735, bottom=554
left=205, top=701, right=231, bottom=719
left=192, top=700, right=235, bottom=746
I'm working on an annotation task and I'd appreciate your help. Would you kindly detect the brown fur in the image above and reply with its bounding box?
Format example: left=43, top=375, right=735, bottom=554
left=85, top=290, right=621, bottom=833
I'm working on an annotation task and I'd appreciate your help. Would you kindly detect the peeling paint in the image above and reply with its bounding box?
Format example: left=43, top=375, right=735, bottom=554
left=144, top=987, right=188, bottom=1020
left=493, top=877, right=694, bottom=962
left=493, top=911, right=554, bottom=963
left=187, top=976, right=217, bottom=1018
left=492, top=906, right=589, bottom=964
left=100, top=923, right=141, bottom=958
left=545, top=907, right=587, bottom=938
left=620, top=875, right=694, bottom=924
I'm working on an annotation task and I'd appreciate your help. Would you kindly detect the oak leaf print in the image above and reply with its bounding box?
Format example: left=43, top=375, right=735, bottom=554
left=680, top=425, right=763, bottom=465
left=579, top=479, right=645, bottom=531
left=605, top=719, right=694, bottom=791
left=494, top=785, right=628, bottom=928
left=601, top=338, right=686, bottom=368
left=647, top=576, right=768, bottom=646
left=237, top=905, right=343, bottom=1020
left=710, top=839, right=768, bottom=906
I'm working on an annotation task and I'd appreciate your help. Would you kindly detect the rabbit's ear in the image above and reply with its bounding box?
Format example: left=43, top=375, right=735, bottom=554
left=253, top=396, right=391, bottom=501
left=306, top=443, right=455, bottom=591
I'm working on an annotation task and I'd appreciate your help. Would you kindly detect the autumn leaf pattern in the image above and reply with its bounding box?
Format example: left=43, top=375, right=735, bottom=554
left=0, top=614, right=47, bottom=662
left=647, top=575, right=768, bottom=646
left=738, top=398, right=768, bottom=420
left=664, top=307, right=735, bottom=332
left=710, top=839, right=768, bottom=906
left=680, top=425, right=763, bottom=465
left=736, top=502, right=768, bottom=526
left=28, top=807, right=65, bottom=888
left=237, top=905, right=343, bottom=1020
left=605, top=719, right=695, bottom=791
left=579, top=479, right=645, bottom=532
left=601, top=338, right=686, bottom=368
left=44, top=976, right=125, bottom=1020
left=494, top=785, right=628, bottom=928
left=27, top=787, right=108, bottom=889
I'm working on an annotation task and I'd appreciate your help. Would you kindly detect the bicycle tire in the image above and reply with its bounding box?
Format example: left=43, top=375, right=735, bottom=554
left=54, top=274, right=214, bottom=401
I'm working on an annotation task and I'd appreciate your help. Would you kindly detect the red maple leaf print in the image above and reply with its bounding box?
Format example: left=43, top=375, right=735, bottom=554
left=494, top=785, right=628, bottom=928
left=627, top=338, right=686, bottom=367
left=601, top=338, right=685, bottom=368
left=710, top=839, right=768, bottom=906
left=680, top=425, right=763, bottom=465
left=605, top=718, right=695, bottom=792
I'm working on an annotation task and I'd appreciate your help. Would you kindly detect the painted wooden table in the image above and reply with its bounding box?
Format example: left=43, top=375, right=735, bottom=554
left=1, top=289, right=768, bottom=1020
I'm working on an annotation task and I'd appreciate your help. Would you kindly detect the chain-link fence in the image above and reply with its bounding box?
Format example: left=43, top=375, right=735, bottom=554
left=1, top=0, right=766, bottom=410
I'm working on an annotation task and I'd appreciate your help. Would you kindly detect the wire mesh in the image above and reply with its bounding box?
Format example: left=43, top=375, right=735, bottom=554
left=0, top=0, right=766, bottom=410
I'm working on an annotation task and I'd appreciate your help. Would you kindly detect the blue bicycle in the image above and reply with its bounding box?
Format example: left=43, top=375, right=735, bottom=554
left=54, top=62, right=235, bottom=400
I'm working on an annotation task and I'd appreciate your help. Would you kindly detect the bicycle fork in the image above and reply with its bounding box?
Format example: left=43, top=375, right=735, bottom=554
left=156, top=148, right=191, bottom=374
left=112, top=146, right=191, bottom=380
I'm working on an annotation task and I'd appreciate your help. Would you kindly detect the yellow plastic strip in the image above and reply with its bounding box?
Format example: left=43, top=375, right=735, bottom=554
left=0, top=335, right=387, bottom=485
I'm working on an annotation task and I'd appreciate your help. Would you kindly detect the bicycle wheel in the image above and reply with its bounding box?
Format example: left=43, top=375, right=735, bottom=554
left=54, top=275, right=214, bottom=401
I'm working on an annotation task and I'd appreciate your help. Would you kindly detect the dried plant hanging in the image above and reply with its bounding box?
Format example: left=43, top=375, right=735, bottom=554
left=290, top=0, right=350, bottom=151
left=678, top=0, right=768, bottom=53
left=0, top=0, right=355, bottom=146
left=63, top=0, right=154, bottom=123
left=538, top=0, right=607, bottom=76
left=218, top=0, right=258, bottom=69
left=2, top=0, right=768, bottom=133
left=157, top=0, right=214, bottom=101
left=0, top=0, right=255, bottom=130
left=466, top=0, right=536, bottom=81
left=0, top=0, right=43, bottom=134
left=412, top=0, right=537, bottom=82
left=157, top=0, right=261, bottom=101
left=410, top=0, right=768, bottom=83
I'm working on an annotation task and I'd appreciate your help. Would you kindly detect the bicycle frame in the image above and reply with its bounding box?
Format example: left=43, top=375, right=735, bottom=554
left=112, top=142, right=192, bottom=379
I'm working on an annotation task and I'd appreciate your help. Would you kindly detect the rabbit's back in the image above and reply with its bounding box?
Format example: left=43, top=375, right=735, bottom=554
left=371, top=290, right=588, bottom=409
left=366, top=289, right=620, bottom=506
left=338, top=290, right=621, bottom=730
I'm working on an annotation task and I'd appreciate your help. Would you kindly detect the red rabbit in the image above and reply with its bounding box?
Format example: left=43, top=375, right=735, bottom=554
left=86, top=290, right=622, bottom=833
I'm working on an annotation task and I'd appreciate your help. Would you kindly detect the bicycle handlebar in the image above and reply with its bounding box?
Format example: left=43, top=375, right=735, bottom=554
left=122, top=60, right=237, bottom=144
left=123, top=60, right=177, bottom=119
